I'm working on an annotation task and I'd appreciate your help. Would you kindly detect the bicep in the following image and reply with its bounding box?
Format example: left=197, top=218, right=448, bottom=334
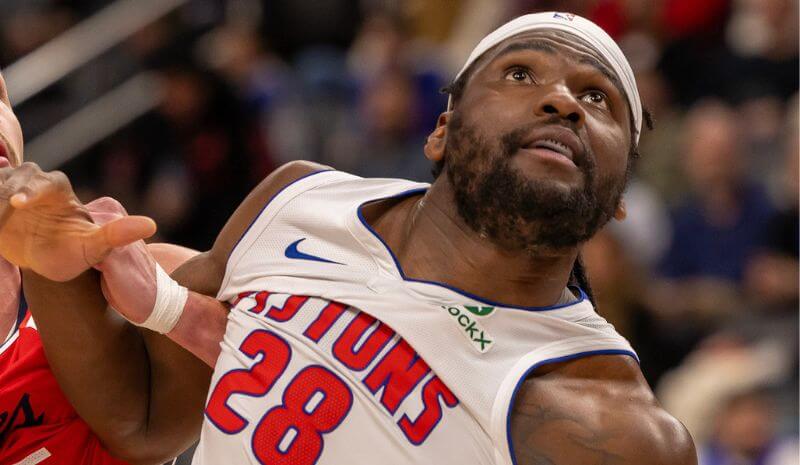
left=509, top=356, right=696, bottom=465
left=511, top=403, right=695, bottom=465
left=510, top=391, right=630, bottom=465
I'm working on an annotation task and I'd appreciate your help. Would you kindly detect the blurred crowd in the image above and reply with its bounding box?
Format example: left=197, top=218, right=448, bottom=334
left=1, top=1, right=798, bottom=464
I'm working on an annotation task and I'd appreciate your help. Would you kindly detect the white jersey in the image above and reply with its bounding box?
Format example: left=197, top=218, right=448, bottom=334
left=193, top=170, right=637, bottom=465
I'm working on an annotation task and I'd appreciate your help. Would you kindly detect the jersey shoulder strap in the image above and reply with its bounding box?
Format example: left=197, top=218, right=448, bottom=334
left=219, top=170, right=426, bottom=299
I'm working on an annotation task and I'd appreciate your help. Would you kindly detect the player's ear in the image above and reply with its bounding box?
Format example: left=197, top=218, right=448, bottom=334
left=613, top=198, right=627, bottom=221
left=424, top=112, right=450, bottom=163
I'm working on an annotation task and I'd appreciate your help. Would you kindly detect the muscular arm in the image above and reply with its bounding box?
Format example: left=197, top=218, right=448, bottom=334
left=509, top=355, right=696, bottom=465
left=21, top=160, right=330, bottom=464
left=22, top=244, right=213, bottom=464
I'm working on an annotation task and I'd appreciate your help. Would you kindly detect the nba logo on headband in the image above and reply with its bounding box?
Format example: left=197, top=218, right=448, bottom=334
left=552, top=12, right=575, bottom=21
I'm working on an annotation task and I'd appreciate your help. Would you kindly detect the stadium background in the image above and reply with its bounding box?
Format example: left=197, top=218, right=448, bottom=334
left=1, top=0, right=797, bottom=463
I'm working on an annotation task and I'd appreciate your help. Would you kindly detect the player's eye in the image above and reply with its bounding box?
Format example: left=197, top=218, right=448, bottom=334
left=504, top=67, right=534, bottom=84
left=580, top=91, right=609, bottom=109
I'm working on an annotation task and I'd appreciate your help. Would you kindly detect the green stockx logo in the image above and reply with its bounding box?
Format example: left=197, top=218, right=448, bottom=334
left=441, top=305, right=494, bottom=353
left=463, top=305, right=495, bottom=317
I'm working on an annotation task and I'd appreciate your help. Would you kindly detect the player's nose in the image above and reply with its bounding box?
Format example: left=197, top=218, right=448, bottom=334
left=534, top=84, right=585, bottom=128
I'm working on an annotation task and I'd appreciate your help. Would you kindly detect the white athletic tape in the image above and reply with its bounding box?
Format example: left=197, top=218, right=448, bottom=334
left=14, top=447, right=51, bottom=465
left=449, top=11, right=642, bottom=142
left=140, top=262, right=187, bottom=334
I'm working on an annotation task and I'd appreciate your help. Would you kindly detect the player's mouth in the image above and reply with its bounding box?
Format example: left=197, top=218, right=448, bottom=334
left=519, top=126, right=584, bottom=169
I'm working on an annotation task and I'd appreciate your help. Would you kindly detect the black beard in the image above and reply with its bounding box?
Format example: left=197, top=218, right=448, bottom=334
left=444, top=111, right=626, bottom=251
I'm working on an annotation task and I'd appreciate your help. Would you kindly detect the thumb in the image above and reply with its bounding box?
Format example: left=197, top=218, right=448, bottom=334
left=84, top=216, right=157, bottom=265
left=102, top=215, right=157, bottom=248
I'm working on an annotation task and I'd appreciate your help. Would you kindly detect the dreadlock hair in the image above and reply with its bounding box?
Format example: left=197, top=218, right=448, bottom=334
left=435, top=65, right=655, bottom=309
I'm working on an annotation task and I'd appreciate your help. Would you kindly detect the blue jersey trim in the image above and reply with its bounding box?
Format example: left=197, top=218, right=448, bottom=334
left=227, top=169, right=334, bottom=262
left=16, top=288, right=27, bottom=329
left=505, top=349, right=640, bottom=465
left=1, top=287, right=27, bottom=350
left=356, top=188, right=589, bottom=312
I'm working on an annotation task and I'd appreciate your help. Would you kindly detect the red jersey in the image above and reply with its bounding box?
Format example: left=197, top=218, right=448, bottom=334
left=0, top=292, right=129, bottom=465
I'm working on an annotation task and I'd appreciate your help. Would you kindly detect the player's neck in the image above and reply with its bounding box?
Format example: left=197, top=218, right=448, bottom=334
left=0, top=258, right=21, bottom=341
left=367, top=182, right=578, bottom=308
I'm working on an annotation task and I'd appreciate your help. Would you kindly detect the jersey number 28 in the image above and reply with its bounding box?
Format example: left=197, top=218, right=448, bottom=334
left=205, top=330, right=353, bottom=465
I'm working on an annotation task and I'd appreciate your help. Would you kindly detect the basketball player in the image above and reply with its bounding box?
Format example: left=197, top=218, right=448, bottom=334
left=0, top=72, right=202, bottom=464
left=0, top=12, right=697, bottom=465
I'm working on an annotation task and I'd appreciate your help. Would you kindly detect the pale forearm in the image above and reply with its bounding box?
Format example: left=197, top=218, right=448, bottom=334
left=166, top=291, right=228, bottom=367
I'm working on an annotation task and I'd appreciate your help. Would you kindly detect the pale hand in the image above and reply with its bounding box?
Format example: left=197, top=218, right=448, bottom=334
left=86, top=196, right=158, bottom=325
left=0, top=163, right=156, bottom=282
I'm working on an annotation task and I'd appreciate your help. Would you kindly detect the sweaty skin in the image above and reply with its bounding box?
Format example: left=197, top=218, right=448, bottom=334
left=0, top=28, right=696, bottom=465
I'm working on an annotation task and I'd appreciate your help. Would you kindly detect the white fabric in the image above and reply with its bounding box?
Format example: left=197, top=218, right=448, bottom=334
left=194, top=170, right=636, bottom=465
left=449, top=11, right=642, bottom=142
left=13, top=447, right=51, bottom=465
left=140, top=262, right=187, bottom=334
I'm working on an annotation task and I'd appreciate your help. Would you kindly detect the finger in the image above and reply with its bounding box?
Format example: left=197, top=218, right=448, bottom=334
left=84, top=216, right=157, bottom=265
left=103, top=216, right=157, bottom=248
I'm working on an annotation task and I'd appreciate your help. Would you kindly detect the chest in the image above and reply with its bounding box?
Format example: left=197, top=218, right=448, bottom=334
left=199, top=291, right=496, bottom=465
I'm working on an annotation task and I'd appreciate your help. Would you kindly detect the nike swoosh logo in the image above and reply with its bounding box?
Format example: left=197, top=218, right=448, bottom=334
left=285, top=238, right=343, bottom=265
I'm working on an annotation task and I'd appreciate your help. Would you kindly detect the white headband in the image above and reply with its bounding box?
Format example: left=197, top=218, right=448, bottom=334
left=449, top=12, right=642, bottom=143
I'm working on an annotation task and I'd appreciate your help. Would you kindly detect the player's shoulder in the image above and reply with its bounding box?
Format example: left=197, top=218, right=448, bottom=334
left=227, top=159, right=332, bottom=226
left=205, top=161, right=332, bottom=271
left=267, top=160, right=334, bottom=187
left=510, top=354, right=696, bottom=465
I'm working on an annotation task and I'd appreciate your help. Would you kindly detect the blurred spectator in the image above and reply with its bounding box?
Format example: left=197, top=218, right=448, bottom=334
left=584, top=229, right=639, bottom=337
left=585, top=225, right=696, bottom=387
left=743, top=96, right=799, bottom=312
left=725, top=0, right=798, bottom=100
left=259, top=0, right=363, bottom=60
left=444, top=0, right=513, bottom=74
left=347, top=13, right=406, bottom=82
left=82, top=62, right=274, bottom=250
left=654, top=100, right=775, bottom=322
left=660, top=99, right=774, bottom=280
left=147, top=62, right=273, bottom=249
left=658, top=334, right=794, bottom=444
left=199, top=24, right=309, bottom=166
left=699, top=389, right=799, bottom=465
left=323, top=66, right=432, bottom=181
left=634, top=68, right=689, bottom=205
left=0, top=2, right=75, bottom=65
left=608, top=178, right=672, bottom=269
left=319, top=11, right=449, bottom=181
